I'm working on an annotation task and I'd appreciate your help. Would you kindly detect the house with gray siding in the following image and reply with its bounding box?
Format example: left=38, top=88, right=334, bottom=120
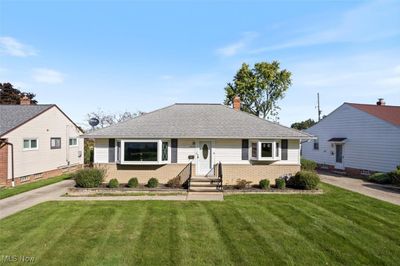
left=302, top=99, right=400, bottom=176
left=84, top=97, right=313, bottom=190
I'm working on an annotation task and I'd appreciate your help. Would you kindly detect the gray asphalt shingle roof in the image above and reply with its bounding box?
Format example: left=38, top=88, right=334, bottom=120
left=0, top=104, right=54, bottom=136
left=84, top=103, right=313, bottom=139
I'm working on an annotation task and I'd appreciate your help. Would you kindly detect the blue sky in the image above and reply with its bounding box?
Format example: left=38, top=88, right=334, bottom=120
left=1, top=0, right=399, bottom=128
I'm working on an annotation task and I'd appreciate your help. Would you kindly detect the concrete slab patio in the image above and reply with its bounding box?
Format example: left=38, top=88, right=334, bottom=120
left=320, top=173, right=400, bottom=206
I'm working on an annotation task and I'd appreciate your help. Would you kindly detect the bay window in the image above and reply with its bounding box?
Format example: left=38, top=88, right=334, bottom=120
left=251, top=140, right=281, bottom=161
left=119, top=140, right=169, bottom=164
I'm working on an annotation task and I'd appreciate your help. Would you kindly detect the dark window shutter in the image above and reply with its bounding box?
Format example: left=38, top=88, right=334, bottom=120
left=241, top=139, right=249, bottom=160
left=281, top=139, right=288, bottom=160
left=108, top=139, right=115, bottom=163
left=171, top=139, right=178, bottom=163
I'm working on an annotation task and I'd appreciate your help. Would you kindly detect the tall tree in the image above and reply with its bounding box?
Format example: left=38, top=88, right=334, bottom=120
left=224, top=61, right=291, bottom=120
left=291, top=118, right=316, bottom=130
left=0, top=83, right=37, bottom=104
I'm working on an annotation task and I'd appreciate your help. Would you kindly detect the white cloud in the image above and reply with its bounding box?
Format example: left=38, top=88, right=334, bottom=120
left=32, top=68, right=65, bottom=84
left=250, top=0, right=400, bottom=53
left=160, top=74, right=173, bottom=80
left=0, top=36, right=37, bottom=57
left=216, top=32, right=258, bottom=57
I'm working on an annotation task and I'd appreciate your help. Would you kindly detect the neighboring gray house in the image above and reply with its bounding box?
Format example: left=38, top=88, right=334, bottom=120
left=302, top=99, right=400, bottom=176
left=84, top=98, right=313, bottom=190
left=0, top=97, right=83, bottom=187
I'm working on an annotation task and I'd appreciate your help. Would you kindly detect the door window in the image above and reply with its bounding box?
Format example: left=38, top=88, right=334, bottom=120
left=336, top=145, right=343, bottom=163
left=202, top=144, right=209, bottom=159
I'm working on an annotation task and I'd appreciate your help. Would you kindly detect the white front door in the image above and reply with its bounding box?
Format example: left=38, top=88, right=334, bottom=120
left=198, top=141, right=212, bottom=175
left=335, top=144, right=344, bottom=170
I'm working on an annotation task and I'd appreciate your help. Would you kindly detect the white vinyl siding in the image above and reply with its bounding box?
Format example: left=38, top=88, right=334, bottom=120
left=94, top=139, right=109, bottom=163
left=302, top=104, right=400, bottom=172
left=177, top=139, right=197, bottom=164
left=3, top=107, right=83, bottom=179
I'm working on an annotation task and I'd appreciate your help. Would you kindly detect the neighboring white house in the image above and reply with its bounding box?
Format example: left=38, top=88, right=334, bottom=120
left=0, top=97, right=83, bottom=186
left=302, top=99, right=400, bottom=175
left=84, top=97, right=314, bottom=190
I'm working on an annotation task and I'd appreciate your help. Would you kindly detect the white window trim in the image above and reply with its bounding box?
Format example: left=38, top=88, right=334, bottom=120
left=250, top=139, right=281, bottom=161
left=69, top=137, right=78, bottom=147
left=119, top=139, right=170, bottom=165
left=23, top=138, right=39, bottom=151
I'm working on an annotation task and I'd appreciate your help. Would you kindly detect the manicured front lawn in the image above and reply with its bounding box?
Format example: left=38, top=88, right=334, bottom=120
left=1, top=184, right=399, bottom=265
left=0, top=174, right=71, bottom=199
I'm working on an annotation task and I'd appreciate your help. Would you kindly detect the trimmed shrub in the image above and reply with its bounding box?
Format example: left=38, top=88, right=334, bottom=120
left=235, top=179, right=252, bottom=189
left=108, top=178, right=119, bottom=188
left=167, top=176, right=181, bottom=188
left=127, top=177, right=139, bottom=188
left=389, top=169, right=400, bottom=185
left=275, top=178, right=286, bottom=189
left=301, top=158, right=317, bottom=171
left=147, top=178, right=159, bottom=188
left=368, top=173, right=392, bottom=184
left=74, top=168, right=105, bottom=188
left=259, top=179, right=270, bottom=189
left=288, top=171, right=320, bottom=190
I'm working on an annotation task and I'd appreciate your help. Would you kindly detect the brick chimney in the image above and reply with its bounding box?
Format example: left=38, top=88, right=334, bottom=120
left=20, top=95, right=31, bottom=105
left=233, top=96, right=241, bottom=111
left=376, top=98, right=386, bottom=106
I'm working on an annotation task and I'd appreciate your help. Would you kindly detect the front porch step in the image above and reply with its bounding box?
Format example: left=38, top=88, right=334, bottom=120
left=190, top=183, right=219, bottom=187
left=189, top=187, right=221, bottom=192
left=191, top=177, right=220, bottom=182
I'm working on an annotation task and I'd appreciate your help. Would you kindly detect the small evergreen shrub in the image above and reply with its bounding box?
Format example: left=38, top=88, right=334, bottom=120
left=167, top=176, right=181, bottom=188
left=235, top=179, right=252, bottom=189
left=108, top=178, right=119, bottom=188
left=288, top=171, right=320, bottom=190
left=147, top=178, right=159, bottom=188
left=128, top=177, right=139, bottom=188
left=368, top=173, right=392, bottom=184
left=389, top=169, right=400, bottom=185
left=259, top=179, right=270, bottom=189
left=275, top=178, right=286, bottom=189
left=74, top=168, right=105, bottom=188
left=301, top=158, right=317, bottom=171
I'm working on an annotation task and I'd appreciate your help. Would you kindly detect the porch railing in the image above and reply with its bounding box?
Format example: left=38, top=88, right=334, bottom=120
left=176, top=162, right=192, bottom=191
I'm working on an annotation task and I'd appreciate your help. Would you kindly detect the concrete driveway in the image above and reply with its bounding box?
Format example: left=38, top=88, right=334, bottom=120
left=0, top=180, right=74, bottom=219
left=320, top=173, right=400, bottom=206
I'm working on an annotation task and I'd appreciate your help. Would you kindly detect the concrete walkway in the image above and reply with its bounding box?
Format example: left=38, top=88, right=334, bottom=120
left=320, top=173, right=400, bottom=206
left=0, top=182, right=224, bottom=220
left=0, top=180, right=74, bottom=219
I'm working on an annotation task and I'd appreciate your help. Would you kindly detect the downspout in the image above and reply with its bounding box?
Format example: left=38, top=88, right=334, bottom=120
left=0, top=139, right=15, bottom=187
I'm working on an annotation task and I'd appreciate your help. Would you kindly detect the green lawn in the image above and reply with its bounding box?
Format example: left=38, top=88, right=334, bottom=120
left=0, top=183, right=399, bottom=265
left=0, top=174, right=71, bottom=199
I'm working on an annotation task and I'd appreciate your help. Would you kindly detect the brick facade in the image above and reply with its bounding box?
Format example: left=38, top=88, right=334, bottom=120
left=98, top=163, right=300, bottom=185
left=0, top=142, right=8, bottom=186
left=3, top=164, right=82, bottom=187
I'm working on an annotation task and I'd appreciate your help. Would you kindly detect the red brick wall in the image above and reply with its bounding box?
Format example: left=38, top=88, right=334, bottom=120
left=0, top=142, right=8, bottom=186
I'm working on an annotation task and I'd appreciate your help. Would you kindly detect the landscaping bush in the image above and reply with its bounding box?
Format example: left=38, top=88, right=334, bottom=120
left=127, top=177, right=139, bottom=188
left=147, top=178, right=159, bottom=188
left=301, top=158, right=317, bottom=171
left=259, top=179, right=270, bottom=189
left=74, top=168, right=105, bottom=188
left=108, top=178, right=119, bottom=188
left=167, top=176, right=181, bottom=188
left=235, top=179, right=252, bottom=189
left=275, top=178, right=286, bottom=189
left=288, top=171, right=320, bottom=190
left=367, top=173, right=392, bottom=184
left=389, top=167, right=400, bottom=185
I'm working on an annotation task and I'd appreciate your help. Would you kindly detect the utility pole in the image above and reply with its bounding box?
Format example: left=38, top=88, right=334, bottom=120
left=317, top=93, right=322, bottom=121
